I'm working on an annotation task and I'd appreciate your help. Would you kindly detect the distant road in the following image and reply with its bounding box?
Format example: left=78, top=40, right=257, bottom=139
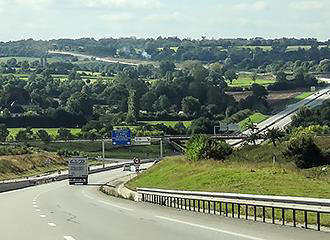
left=228, top=78, right=330, bottom=146
left=49, top=50, right=157, bottom=66
left=1, top=165, right=329, bottom=240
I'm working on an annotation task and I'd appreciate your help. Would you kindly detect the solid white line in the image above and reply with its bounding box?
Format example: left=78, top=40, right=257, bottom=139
left=64, top=236, right=76, bottom=240
left=98, top=200, right=133, bottom=211
left=40, top=215, right=46, bottom=218
left=48, top=223, right=56, bottom=227
left=81, top=190, right=95, bottom=200
left=155, top=216, right=265, bottom=240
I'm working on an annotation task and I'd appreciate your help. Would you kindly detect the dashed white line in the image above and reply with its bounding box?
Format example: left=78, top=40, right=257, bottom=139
left=35, top=209, right=41, bottom=212
left=64, top=236, right=76, bottom=240
left=33, top=205, right=38, bottom=208
left=40, top=215, right=46, bottom=218
left=98, top=200, right=133, bottom=211
left=48, top=223, right=56, bottom=227
left=155, top=216, right=265, bottom=240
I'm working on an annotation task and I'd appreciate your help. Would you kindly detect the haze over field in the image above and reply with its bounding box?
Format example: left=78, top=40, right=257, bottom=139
left=0, top=0, right=329, bottom=41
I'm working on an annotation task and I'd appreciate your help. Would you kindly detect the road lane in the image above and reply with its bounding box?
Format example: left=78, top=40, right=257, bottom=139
left=1, top=166, right=329, bottom=240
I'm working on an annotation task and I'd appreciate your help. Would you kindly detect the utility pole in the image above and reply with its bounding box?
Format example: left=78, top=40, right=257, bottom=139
left=160, top=139, right=163, bottom=159
left=102, top=140, right=105, bottom=168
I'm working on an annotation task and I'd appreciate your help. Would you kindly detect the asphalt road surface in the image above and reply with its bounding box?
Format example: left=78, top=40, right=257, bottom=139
left=1, top=166, right=329, bottom=240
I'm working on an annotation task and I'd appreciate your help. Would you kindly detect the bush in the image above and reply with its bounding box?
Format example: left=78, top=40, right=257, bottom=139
left=186, top=135, right=233, bottom=161
left=285, top=133, right=324, bottom=169
left=57, top=149, right=80, bottom=157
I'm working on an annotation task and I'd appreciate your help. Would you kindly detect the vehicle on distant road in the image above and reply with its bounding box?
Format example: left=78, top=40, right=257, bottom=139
left=68, top=157, right=89, bottom=185
left=123, top=164, right=131, bottom=171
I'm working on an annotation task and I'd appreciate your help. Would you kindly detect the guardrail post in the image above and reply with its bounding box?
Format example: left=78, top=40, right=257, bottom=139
left=272, top=207, right=275, bottom=224
left=225, top=203, right=228, bottom=217
left=181, top=198, right=183, bottom=209
left=232, top=203, right=235, bottom=218
left=254, top=206, right=257, bottom=221
left=293, top=209, right=296, bottom=227
left=213, top=201, right=216, bottom=215
left=245, top=205, right=248, bottom=220
left=198, top=200, right=201, bottom=212
left=208, top=201, right=211, bottom=214
left=142, top=193, right=145, bottom=202
left=304, top=210, right=308, bottom=229
left=262, top=207, right=266, bottom=223
left=185, top=199, right=187, bottom=210
left=317, top=212, right=320, bottom=231
left=238, top=204, right=241, bottom=219
left=282, top=208, right=285, bottom=225
left=193, top=199, right=196, bottom=211
left=220, top=202, right=222, bottom=215
left=203, top=200, right=205, bottom=213
left=189, top=199, right=191, bottom=211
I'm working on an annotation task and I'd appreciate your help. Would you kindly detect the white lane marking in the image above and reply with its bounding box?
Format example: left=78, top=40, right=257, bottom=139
left=155, top=216, right=265, bottom=240
left=35, top=209, right=41, bottom=212
left=64, top=236, right=76, bottom=240
left=33, top=205, right=38, bottom=208
left=40, top=215, right=46, bottom=218
left=82, top=190, right=95, bottom=200
left=98, top=200, right=133, bottom=211
left=48, top=223, right=56, bottom=227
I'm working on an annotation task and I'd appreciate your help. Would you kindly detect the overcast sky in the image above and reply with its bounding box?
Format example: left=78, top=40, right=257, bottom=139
left=0, top=0, right=329, bottom=41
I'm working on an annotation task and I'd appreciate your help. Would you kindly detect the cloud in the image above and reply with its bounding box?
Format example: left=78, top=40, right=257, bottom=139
left=288, top=1, right=325, bottom=11
left=232, top=1, right=268, bottom=12
left=100, top=12, right=134, bottom=22
left=144, top=12, right=182, bottom=23
left=82, top=0, right=161, bottom=9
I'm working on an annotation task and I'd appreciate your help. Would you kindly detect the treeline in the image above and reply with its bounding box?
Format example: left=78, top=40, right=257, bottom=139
left=1, top=38, right=330, bottom=73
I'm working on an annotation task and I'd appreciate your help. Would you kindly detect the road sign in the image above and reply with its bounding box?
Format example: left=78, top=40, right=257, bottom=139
left=112, top=129, right=131, bottom=145
left=134, top=137, right=151, bottom=145
left=133, top=157, right=141, bottom=165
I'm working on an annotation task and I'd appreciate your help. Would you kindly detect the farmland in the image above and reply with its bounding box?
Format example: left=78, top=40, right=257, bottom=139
left=227, top=73, right=276, bottom=88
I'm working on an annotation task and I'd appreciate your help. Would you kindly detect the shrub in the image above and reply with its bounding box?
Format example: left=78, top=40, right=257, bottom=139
left=186, top=135, right=233, bottom=161
left=285, top=133, right=324, bottom=169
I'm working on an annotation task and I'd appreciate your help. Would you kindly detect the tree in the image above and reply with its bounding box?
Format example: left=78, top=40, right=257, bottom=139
left=275, top=71, right=287, bottom=82
left=0, top=124, right=9, bottom=142
left=140, top=92, right=157, bottom=111
left=182, top=96, right=201, bottom=116
left=224, top=70, right=238, bottom=84
left=265, top=128, right=284, bottom=147
left=127, top=89, right=139, bottom=121
left=189, top=117, right=213, bottom=134
left=15, top=129, right=33, bottom=142
left=67, top=92, right=93, bottom=117
left=251, top=83, right=268, bottom=99
left=57, top=128, right=72, bottom=140
left=158, top=95, right=170, bottom=112
left=252, top=71, right=258, bottom=82
left=159, top=61, right=175, bottom=77
left=37, top=129, right=51, bottom=143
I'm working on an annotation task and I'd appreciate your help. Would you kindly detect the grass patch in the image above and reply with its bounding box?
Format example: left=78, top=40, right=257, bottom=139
left=239, top=113, right=269, bottom=131
left=0, top=149, right=66, bottom=181
left=0, top=56, right=64, bottom=64
left=228, top=74, right=275, bottom=88
left=8, top=128, right=81, bottom=138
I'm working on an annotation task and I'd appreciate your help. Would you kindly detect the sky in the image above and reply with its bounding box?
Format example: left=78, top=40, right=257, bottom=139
left=0, top=0, right=329, bottom=41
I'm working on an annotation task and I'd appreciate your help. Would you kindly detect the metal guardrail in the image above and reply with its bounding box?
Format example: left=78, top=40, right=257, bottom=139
left=137, top=188, right=330, bottom=231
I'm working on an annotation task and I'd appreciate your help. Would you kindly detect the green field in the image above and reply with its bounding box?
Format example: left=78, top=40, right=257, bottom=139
left=8, top=128, right=81, bottom=138
left=239, top=113, right=269, bottom=130
left=294, top=91, right=313, bottom=101
left=140, top=121, right=192, bottom=127
left=0, top=56, right=64, bottom=64
left=228, top=74, right=275, bottom=88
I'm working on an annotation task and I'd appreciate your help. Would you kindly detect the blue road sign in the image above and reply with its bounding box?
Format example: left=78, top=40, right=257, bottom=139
left=112, top=129, right=131, bottom=145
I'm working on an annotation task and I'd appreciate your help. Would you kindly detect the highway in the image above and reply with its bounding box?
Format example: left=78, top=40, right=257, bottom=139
left=1, top=166, right=329, bottom=240
left=228, top=78, right=330, bottom=145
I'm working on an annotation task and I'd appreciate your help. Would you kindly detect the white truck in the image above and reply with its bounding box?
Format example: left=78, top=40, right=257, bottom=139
left=68, top=157, right=89, bottom=185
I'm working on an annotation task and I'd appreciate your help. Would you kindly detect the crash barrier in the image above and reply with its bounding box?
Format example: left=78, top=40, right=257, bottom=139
left=0, top=159, right=157, bottom=193
left=137, top=188, right=330, bottom=232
